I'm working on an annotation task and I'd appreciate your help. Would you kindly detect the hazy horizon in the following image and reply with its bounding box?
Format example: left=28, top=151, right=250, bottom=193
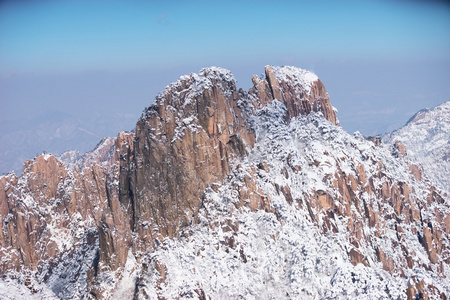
left=1, top=0, right=450, bottom=174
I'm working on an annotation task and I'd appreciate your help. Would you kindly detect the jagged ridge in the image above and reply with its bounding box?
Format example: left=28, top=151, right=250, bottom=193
left=383, top=101, right=450, bottom=195
left=0, top=66, right=448, bottom=299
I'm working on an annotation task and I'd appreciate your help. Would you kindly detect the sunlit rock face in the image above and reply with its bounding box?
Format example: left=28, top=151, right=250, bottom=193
left=0, top=132, right=135, bottom=298
left=0, top=66, right=448, bottom=299
left=124, top=67, right=255, bottom=248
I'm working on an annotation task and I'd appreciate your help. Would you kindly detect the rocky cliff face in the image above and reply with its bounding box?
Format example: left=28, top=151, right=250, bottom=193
left=0, top=66, right=448, bottom=299
left=250, top=66, right=338, bottom=125
left=122, top=66, right=337, bottom=249
left=0, top=132, right=135, bottom=298
left=124, top=67, right=255, bottom=247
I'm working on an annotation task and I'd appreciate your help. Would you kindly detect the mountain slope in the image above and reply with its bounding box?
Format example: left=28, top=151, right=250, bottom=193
left=132, top=102, right=449, bottom=299
left=383, top=101, right=450, bottom=195
left=0, top=66, right=448, bottom=299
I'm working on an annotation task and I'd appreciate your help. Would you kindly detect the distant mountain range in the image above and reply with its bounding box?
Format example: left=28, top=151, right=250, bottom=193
left=0, top=111, right=138, bottom=175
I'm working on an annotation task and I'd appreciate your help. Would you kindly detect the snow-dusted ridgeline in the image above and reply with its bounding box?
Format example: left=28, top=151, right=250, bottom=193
left=383, top=101, right=450, bottom=195
left=132, top=101, right=449, bottom=298
left=0, top=67, right=448, bottom=299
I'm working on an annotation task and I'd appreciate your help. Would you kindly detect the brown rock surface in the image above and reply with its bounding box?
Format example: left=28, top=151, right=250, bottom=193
left=122, top=68, right=256, bottom=245
left=119, top=65, right=341, bottom=246
left=423, top=226, right=438, bottom=264
left=249, top=66, right=338, bottom=125
left=1, top=66, right=448, bottom=299
left=368, top=136, right=382, bottom=147
left=409, top=164, right=422, bottom=181
left=0, top=131, right=134, bottom=295
left=394, top=140, right=407, bottom=157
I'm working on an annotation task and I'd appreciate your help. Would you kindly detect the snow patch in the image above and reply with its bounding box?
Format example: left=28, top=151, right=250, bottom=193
left=269, top=65, right=319, bottom=96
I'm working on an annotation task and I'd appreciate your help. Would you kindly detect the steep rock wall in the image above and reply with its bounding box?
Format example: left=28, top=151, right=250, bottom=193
left=122, top=66, right=338, bottom=246
left=1, top=66, right=447, bottom=299
left=0, top=132, right=135, bottom=298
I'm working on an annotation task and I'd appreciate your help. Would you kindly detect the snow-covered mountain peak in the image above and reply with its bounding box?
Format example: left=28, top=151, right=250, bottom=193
left=406, top=100, right=450, bottom=126
left=198, top=66, right=235, bottom=82
left=1, top=67, right=448, bottom=299
left=141, top=67, right=239, bottom=123
left=266, top=65, right=319, bottom=96
left=383, top=101, right=450, bottom=194
left=136, top=101, right=450, bottom=298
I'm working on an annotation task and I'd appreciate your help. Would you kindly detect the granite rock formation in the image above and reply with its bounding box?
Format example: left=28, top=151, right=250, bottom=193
left=0, top=66, right=448, bottom=299
left=0, top=132, right=135, bottom=298
left=122, top=66, right=338, bottom=250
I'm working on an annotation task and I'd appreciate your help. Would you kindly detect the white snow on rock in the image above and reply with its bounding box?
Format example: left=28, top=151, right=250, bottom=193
left=1, top=70, right=449, bottom=299
left=59, top=136, right=116, bottom=170
left=383, top=101, right=450, bottom=194
left=111, top=249, right=141, bottom=299
left=0, top=275, right=58, bottom=300
left=269, top=65, right=319, bottom=96
left=144, top=66, right=236, bottom=115
left=133, top=101, right=449, bottom=299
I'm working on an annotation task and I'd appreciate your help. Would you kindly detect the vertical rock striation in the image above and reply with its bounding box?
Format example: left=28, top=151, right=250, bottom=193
left=123, top=67, right=255, bottom=248
left=121, top=66, right=337, bottom=248
left=249, top=65, right=338, bottom=125
left=1, top=66, right=448, bottom=299
left=0, top=132, right=135, bottom=297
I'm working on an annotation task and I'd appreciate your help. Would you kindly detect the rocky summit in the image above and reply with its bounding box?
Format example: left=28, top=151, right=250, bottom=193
left=0, top=66, right=448, bottom=299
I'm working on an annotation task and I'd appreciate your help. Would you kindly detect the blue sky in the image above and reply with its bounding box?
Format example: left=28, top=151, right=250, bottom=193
left=1, top=0, right=450, bottom=173
left=1, top=0, right=449, bottom=72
